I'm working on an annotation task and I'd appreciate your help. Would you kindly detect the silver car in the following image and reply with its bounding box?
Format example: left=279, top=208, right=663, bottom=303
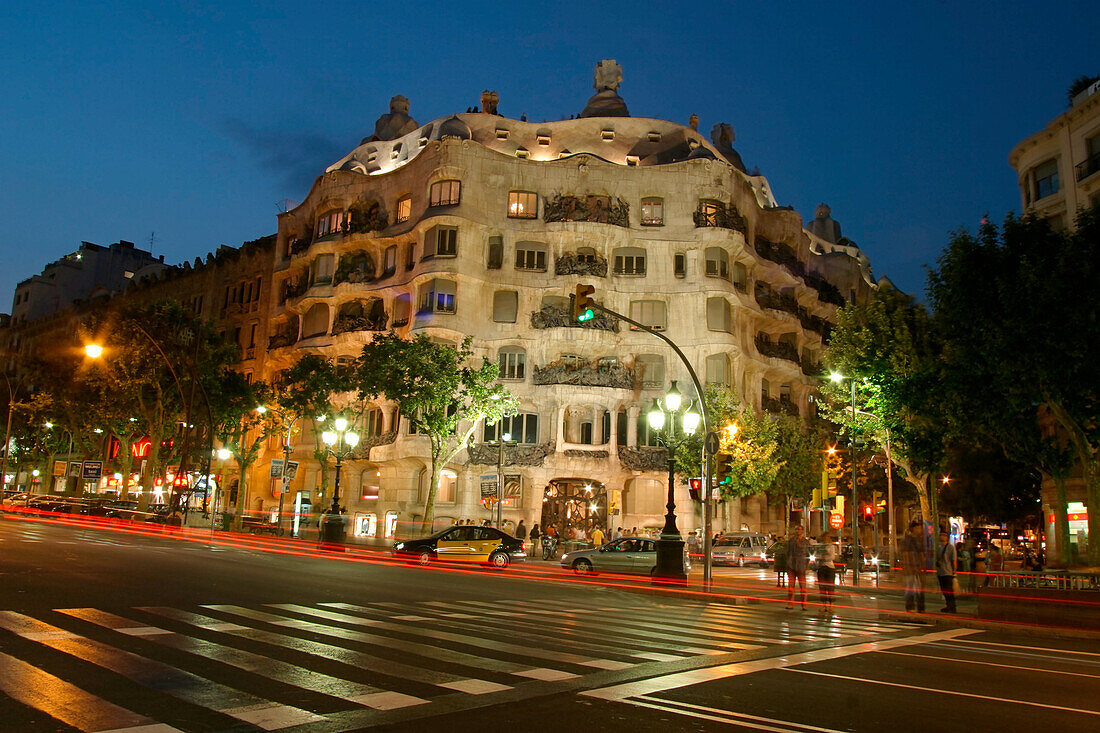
left=560, top=537, right=691, bottom=576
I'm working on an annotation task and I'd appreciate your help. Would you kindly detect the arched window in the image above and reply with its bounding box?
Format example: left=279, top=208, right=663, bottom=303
left=302, top=303, right=330, bottom=338
left=498, top=346, right=526, bottom=380
left=705, top=247, right=730, bottom=279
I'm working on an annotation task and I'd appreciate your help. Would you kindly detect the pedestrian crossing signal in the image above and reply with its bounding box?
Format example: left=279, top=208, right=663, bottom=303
left=573, top=284, right=596, bottom=321
left=689, top=478, right=702, bottom=501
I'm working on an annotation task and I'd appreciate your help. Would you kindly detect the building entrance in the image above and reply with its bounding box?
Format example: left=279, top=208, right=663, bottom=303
left=540, top=478, right=607, bottom=541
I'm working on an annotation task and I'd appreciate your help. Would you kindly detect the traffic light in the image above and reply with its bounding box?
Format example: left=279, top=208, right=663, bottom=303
left=715, top=453, right=733, bottom=485
left=688, top=478, right=702, bottom=501
left=573, top=284, right=596, bottom=321
left=863, top=504, right=873, bottom=517
left=811, top=488, right=823, bottom=510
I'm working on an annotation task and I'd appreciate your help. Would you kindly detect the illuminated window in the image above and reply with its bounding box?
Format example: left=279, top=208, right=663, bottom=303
left=384, top=511, right=398, bottom=538
left=429, top=180, right=461, bottom=207
left=437, top=470, right=457, bottom=503
left=315, top=210, right=349, bottom=238
left=396, top=195, right=412, bottom=223
left=697, top=200, right=722, bottom=227
left=355, top=513, right=378, bottom=537
left=705, top=247, right=730, bottom=279
left=613, top=247, right=646, bottom=276
left=640, top=198, right=663, bottom=226
left=419, top=279, right=456, bottom=314
left=515, top=242, right=547, bottom=271
left=508, top=191, right=538, bottom=219
left=498, top=347, right=526, bottom=380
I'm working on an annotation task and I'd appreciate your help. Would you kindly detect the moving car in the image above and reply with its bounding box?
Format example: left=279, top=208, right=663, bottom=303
left=392, top=525, right=526, bottom=568
left=560, top=536, right=691, bottom=576
left=712, top=533, right=770, bottom=567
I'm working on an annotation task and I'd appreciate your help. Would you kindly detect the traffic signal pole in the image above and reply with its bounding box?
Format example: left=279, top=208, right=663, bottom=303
left=573, top=285, right=713, bottom=587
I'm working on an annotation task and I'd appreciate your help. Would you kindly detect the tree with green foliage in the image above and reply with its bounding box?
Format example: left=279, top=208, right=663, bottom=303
left=928, top=208, right=1100, bottom=564
left=770, top=413, right=827, bottom=512
left=354, top=333, right=517, bottom=533
left=210, top=372, right=279, bottom=528
left=821, top=285, right=946, bottom=523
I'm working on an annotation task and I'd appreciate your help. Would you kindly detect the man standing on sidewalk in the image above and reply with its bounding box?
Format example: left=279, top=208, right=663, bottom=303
left=901, top=520, right=926, bottom=613
left=936, top=530, right=958, bottom=613
left=786, top=525, right=810, bottom=610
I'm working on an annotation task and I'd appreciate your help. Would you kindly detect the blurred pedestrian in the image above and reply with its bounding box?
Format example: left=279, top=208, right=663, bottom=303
left=901, top=520, right=926, bottom=613
left=817, top=531, right=838, bottom=615
left=529, top=522, right=540, bottom=557
left=591, top=525, right=604, bottom=547
left=516, top=520, right=527, bottom=541
left=936, top=530, right=957, bottom=613
left=786, top=525, right=810, bottom=610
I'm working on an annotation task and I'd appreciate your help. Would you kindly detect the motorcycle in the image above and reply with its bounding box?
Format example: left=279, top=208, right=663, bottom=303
left=541, top=534, right=559, bottom=561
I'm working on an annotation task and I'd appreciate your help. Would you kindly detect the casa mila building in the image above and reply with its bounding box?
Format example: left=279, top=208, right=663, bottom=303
left=263, top=60, right=877, bottom=543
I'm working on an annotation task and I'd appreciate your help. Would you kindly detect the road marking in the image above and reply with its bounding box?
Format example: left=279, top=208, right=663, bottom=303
left=582, top=628, right=976, bottom=701
left=439, top=679, right=513, bottom=694
left=786, top=668, right=1100, bottom=716
left=515, top=667, right=580, bottom=681
left=102, top=725, right=185, bottom=733
left=345, top=691, right=428, bottom=710
left=879, top=649, right=1100, bottom=679
left=0, top=650, right=165, bottom=732
left=221, top=702, right=324, bottom=730
left=580, top=659, right=635, bottom=670
left=625, top=694, right=846, bottom=732
left=946, top=638, right=1100, bottom=658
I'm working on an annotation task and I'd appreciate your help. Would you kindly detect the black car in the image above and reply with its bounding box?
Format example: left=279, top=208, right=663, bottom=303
left=392, top=525, right=527, bottom=569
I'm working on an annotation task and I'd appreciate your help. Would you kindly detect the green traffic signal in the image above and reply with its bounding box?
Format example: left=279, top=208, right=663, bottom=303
left=577, top=308, right=594, bottom=321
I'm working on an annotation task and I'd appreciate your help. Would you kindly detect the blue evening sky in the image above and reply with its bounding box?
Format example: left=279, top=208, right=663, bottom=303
left=1, top=1, right=1096, bottom=307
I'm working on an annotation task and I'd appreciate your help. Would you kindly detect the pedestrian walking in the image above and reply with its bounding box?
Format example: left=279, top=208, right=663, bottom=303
left=529, top=523, right=540, bottom=557
left=590, top=526, right=604, bottom=547
left=817, top=531, right=838, bottom=615
left=786, top=525, right=810, bottom=610
left=515, top=520, right=527, bottom=542
left=936, top=530, right=958, bottom=613
left=901, top=520, right=926, bottom=613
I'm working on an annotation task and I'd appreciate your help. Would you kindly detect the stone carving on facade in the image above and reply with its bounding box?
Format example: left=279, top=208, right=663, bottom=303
left=710, top=123, right=746, bottom=172
left=332, top=298, right=388, bottom=335
left=617, top=446, right=668, bottom=471
left=689, top=113, right=699, bottom=131
left=543, top=194, right=630, bottom=227
left=755, top=333, right=801, bottom=364
left=354, top=430, right=397, bottom=456
left=693, top=201, right=746, bottom=232
left=563, top=449, right=610, bottom=459
left=532, top=358, right=633, bottom=388
left=580, top=59, right=629, bottom=118
left=367, top=95, right=418, bottom=142
left=554, top=251, right=608, bottom=277
left=530, top=301, right=619, bottom=332
left=808, top=203, right=842, bottom=244
left=333, top=250, right=375, bottom=285
left=754, top=281, right=800, bottom=317
left=348, top=198, right=388, bottom=234
left=267, top=316, right=299, bottom=349
left=466, top=441, right=555, bottom=467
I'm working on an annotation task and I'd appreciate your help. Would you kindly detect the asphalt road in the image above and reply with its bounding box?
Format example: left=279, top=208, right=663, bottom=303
left=1, top=514, right=1097, bottom=732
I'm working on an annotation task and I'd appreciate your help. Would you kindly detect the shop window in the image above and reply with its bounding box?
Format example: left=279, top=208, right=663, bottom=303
left=498, top=347, right=526, bottom=380
left=355, top=513, right=378, bottom=537
left=629, top=300, right=666, bottom=331
left=396, top=195, right=412, bottom=223
left=384, top=511, right=399, bottom=538
left=515, top=241, right=548, bottom=271
left=508, top=191, right=538, bottom=219
left=492, top=290, right=518, bottom=323
left=640, top=197, right=664, bottom=226
left=613, top=247, right=646, bottom=276
left=429, top=179, right=461, bottom=207
left=419, top=279, right=457, bottom=314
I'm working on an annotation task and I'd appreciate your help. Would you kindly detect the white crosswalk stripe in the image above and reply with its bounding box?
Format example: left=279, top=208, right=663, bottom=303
left=0, top=598, right=917, bottom=731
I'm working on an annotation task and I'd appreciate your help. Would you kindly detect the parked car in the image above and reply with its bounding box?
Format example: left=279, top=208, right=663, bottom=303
left=712, top=533, right=770, bottom=567
left=392, top=525, right=527, bottom=568
left=560, top=536, right=691, bottom=576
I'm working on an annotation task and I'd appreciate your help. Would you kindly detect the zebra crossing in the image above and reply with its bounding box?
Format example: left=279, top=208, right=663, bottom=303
left=0, top=597, right=922, bottom=731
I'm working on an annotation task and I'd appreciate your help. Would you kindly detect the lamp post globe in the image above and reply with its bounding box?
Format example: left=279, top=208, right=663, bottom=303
left=320, top=419, right=357, bottom=549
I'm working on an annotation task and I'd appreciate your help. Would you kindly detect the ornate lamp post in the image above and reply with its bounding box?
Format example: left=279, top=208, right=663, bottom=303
left=320, top=417, right=358, bottom=546
left=488, top=430, right=515, bottom=529
left=647, top=381, right=701, bottom=582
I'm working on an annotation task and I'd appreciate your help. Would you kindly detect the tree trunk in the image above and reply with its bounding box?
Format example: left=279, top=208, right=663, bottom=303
left=907, top=473, right=932, bottom=527
left=1085, top=457, right=1100, bottom=567
left=232, top=455, right=250, bottom=531
left=139, top=434, right=160, bottom=511
left=1047, top=473, right=1072, bottom=568
left=422, top=444, right=442, bottom=536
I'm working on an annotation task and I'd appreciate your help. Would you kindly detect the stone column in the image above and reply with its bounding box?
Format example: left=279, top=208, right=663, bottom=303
left=627, top=405, right=639, bottom=447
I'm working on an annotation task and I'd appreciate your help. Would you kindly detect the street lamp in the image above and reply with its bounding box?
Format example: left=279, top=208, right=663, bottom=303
left=646, top=380, right=699, bottom=582
left=830, top=371, right=862, bottom=586
left=320, top=417, right=358, bottom=546
left=488, top=430, right=515, bottom=529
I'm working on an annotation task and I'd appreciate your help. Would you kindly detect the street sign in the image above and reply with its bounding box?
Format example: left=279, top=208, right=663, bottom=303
left=284, top=460, right=299, bottom=481
left=269, top=458, right=285, bottom=478
left=82, top=461, right=102, bottom=480
left=69, top=462, right=83, bottom=478
left=704, top=430, right=719, bottom=456
left=829, top=512, right=844, bottom=529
